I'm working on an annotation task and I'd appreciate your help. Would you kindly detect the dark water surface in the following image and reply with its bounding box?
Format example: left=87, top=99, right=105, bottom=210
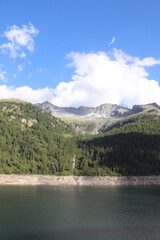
left=0, top=185, right=160, bottom=240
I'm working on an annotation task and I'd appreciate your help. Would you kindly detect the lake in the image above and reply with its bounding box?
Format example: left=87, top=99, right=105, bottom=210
left=0, top=185, right=160, bottom=240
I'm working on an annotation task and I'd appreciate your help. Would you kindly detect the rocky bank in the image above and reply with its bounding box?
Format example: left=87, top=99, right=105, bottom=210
left=0, top=175, right=160, bottom=186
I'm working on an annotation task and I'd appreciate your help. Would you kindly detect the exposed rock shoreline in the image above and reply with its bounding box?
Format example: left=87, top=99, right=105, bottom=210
left=0, top=175, right=160, bottom=186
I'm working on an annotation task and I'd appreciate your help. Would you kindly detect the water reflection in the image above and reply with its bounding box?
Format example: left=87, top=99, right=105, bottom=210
left=0, top=186, right=160, bottom=240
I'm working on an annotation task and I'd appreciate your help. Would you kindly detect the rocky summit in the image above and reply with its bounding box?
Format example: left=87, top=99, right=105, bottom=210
left=36, top=101, right=160, bottom=133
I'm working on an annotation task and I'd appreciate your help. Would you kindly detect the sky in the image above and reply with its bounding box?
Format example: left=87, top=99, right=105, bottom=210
left=0, top=0, right=160, bottom=107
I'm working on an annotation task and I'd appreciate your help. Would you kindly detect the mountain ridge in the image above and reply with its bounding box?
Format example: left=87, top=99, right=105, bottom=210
left=36, top=101, right=160, bottom=133
left=36, top=101, right=129, bottom=118
left=36, top=101, right=160, bottom=117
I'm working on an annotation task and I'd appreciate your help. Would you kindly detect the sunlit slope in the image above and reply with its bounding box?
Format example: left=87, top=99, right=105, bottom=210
left=0, top=100, right=76, bottom=174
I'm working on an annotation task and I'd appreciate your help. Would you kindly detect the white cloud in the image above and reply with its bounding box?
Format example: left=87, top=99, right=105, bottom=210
left=0, top=65, right=7, bottom=82
left=18, top=64, right=24, bottom=72
left=52, top=49, right=160, bottom=108
left=109, top=37, right=116, bottom=46
left=0, top=23, right=39, bottom=58
left=0, top=49, right=160, bottom=108
left=37, top=67, right=47, bottom=73
left=134, top=57, right=160, bottom=67
left=0, top=85, right=54, bottom=103
left=20, top=52, right=26, bottom=58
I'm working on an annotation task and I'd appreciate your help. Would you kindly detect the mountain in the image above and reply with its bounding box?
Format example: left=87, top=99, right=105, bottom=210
left=36, top=101, right=129, bottom=118
left=0, top=99, right=160, bottom=176
left=36, top=101, right=160, bottom=133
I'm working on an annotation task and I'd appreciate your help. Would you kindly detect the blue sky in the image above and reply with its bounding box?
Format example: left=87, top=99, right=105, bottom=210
left=0, top=0, right=160, bottom=107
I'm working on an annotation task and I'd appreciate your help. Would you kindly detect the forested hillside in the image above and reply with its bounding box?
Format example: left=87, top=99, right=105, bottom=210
left=0, top=100, right=76, bottom=175
left=76, top=114, right=160, bottom=176
left=0, top=100, right=160, bottom=176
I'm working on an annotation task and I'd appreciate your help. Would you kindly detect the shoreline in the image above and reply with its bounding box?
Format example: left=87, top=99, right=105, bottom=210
left=0, top=175, right=160, bottom=186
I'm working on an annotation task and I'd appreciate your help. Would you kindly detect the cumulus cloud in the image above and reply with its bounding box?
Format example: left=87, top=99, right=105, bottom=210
left=0, top=85, right=54, bottom=103
left=0, top=65, right=7, bottom=82
left=0, top=48, right=160, bottom=108
left=52, top=49, right=160, bottom=108
left=0, top=23, right=39, bottom=58
left=109, top=37, right=116, bottom=46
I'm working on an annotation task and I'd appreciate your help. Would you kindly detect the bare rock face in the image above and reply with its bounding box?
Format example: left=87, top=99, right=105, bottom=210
left=21, top=118, right=37, bottom=127
left=28, top=119, right=37, bottom=127
left=131, top=103, right=160, bottom=114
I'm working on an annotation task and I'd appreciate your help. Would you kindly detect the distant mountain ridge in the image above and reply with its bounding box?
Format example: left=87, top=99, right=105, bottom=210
left=36, top=101, right=130, bottom=118
left=36, top=101, right=160, bottom=133
left=36, top=101, right=160, bottom=119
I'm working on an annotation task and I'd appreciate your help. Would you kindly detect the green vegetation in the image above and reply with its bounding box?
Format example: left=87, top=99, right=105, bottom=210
left=0, top=100, right=160, bottom=176
left=75, top=114, right=160, bottom=176
left=0, top=101, right=76, bottom=175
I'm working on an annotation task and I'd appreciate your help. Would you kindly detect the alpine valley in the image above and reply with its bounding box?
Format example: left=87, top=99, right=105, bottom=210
left=0, top=99, right=160, bottom=176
